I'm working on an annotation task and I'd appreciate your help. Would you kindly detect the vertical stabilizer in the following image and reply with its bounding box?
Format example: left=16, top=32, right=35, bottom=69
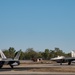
left=71, top=50, right=75, bottom=57
left=0, top=50, right=7, bottom=59
left=14, top=50, right=21, bottom=60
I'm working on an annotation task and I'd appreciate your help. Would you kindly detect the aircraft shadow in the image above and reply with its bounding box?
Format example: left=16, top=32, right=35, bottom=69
left=0, top=67, right=40, bottom=71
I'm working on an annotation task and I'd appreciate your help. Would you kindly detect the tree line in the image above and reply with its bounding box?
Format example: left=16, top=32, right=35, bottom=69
left=2, top=47, right=71, bottom=60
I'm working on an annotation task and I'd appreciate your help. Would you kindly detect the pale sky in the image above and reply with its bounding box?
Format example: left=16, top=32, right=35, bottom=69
left=0, top=0, right=75, bottom=52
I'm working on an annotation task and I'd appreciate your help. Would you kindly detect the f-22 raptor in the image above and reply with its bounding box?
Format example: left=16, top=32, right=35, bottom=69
left=51, top=50, right=75, bottom=65
left=0, top=50, right=21, bottom=68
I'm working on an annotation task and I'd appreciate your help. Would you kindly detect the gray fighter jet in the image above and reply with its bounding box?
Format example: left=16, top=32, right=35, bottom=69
left=0, top=50, right=21, bottom=68
left=50, top=50, right=75, bottom=65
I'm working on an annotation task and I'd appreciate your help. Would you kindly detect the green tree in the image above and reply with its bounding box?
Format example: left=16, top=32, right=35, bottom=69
left=37, top=52, right=42, bottom=58
left=19, top=49, right=25, bottom=60
left=42, top=49, right=50, bottom=60
left=54, top=48, right=64, bottom=57
left=3, top=49, right=9, bottom=58
left=49, top=50, right=55, bottom=58
left=8, top=47, right=16, bottom=58
left=25, top=48, right=37, bottom=59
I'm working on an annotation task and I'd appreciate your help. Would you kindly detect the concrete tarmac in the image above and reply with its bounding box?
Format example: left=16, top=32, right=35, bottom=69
left=0, top=71, right=75, bottom=75
left=0, top=63, right=75, bottom=75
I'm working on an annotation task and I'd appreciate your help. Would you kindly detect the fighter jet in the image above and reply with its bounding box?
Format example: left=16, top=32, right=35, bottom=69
left=0, top=50, right=21, bottom=68
left=50, top=50, right=75, bottom=65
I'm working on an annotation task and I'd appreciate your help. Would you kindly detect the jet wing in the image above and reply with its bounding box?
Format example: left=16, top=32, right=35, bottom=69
left=64, top=57, right=75, bottom=61
left=51, top=56, right=65, bottom=61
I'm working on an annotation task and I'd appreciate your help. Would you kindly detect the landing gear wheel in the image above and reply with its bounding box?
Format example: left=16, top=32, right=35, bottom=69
left=68, top=61, right=71, bottom=65
left=10, top=65, right=13, bottom=68
left=0, top=65, right=3, bottom=68
left=0, top=62, right=3, bottom=68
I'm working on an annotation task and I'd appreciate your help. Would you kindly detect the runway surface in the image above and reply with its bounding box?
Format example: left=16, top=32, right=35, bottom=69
left=0, top=63, right=75, bottom=75
left=0, top=71, right=75, bottom=75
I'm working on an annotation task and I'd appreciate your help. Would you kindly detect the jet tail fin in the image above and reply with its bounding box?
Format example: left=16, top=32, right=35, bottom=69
left=0, top=50, right=7, bottom=59
left=71, top=50, right=75, bottom=57
left=14, top=50, right=21, bottom=60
